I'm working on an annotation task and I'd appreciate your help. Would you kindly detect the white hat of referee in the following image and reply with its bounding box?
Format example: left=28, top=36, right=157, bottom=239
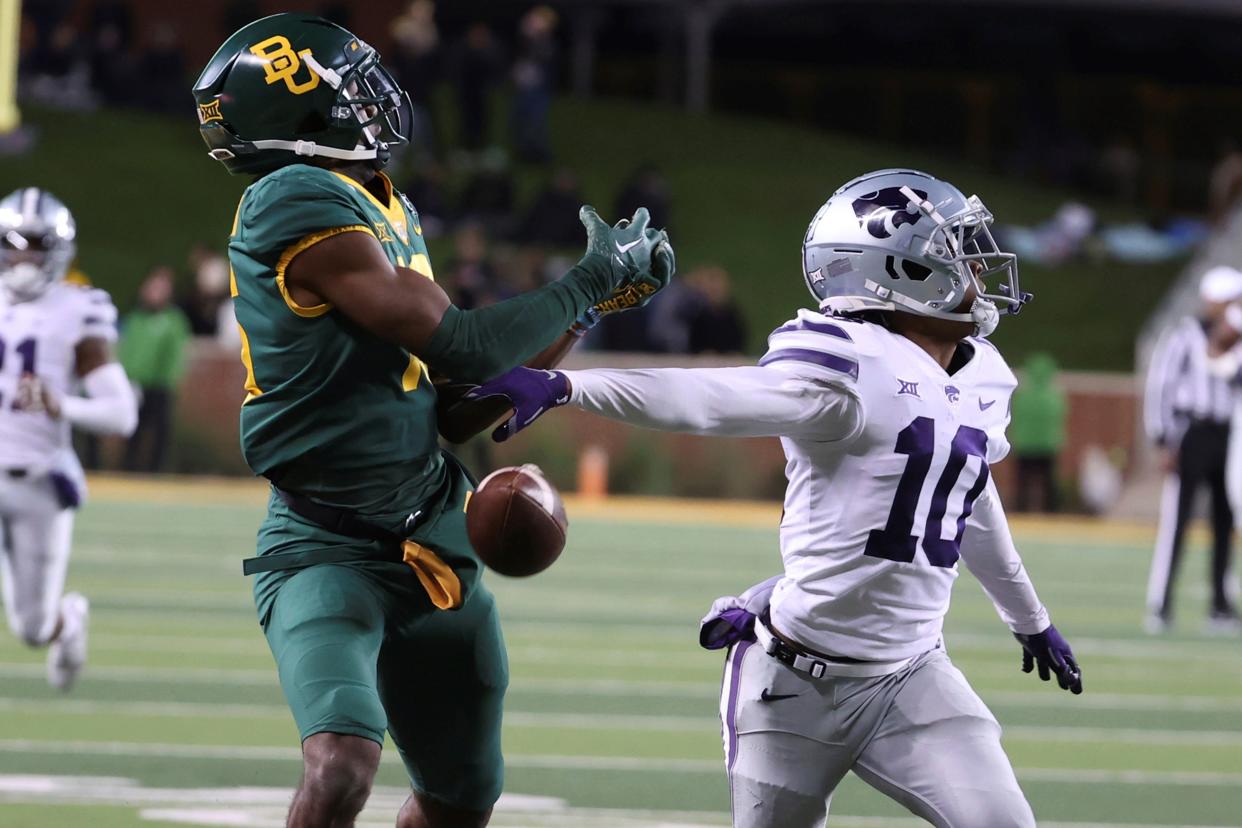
left=1199, top=265, right=1242, bottom=304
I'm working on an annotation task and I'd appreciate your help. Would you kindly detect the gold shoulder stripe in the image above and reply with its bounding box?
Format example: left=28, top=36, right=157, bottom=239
left=330, top=171, right=409, bottom=242
left=274, top=225, right=376, bottom=318
left=238, top=324, right=262, bottom=398
left=408, top=253, right=434, bottom=281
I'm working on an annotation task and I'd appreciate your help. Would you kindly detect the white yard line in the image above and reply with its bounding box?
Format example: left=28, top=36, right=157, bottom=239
left=4, top=663, right=1242, bottom=713
left=983, top=690, right=1242, bottom=713
left=1003, top=726, right=1242, bottom=746
left=0, top=662, right=277, bottom=685
left=3, top=698, right=1241, bottom=747
left=3, top=774, right=1240, bottom=828
left=2, top=741, right=1241, bottom=787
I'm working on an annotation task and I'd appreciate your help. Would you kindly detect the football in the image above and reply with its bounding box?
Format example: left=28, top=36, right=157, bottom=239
left=467, top=464, right=568, bottom=577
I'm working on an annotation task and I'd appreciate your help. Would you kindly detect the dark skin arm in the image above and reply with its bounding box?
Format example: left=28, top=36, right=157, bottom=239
left=75, top=337, right=112, bottom=377
left=285, top=220, right=585, bottom=442
left=284, top=228, right=451, bottom=352
left=33, top=337, right=115, bottom=419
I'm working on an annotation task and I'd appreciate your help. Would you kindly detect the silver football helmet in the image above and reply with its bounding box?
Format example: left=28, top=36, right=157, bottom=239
left=0, top=188, right=77, bottom=303
left=801, top=169, right=1028, bottom=336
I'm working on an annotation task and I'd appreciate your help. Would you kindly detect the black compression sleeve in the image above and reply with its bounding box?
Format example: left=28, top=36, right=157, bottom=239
left=421, top=253, right=614, bottom=383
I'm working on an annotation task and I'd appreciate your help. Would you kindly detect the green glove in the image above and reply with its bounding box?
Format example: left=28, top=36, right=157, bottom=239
left=579, top=205, right=666, bottom=288
left=576, top=205, right=677, bottom=321
left=592, top=234, right=676, bottom=316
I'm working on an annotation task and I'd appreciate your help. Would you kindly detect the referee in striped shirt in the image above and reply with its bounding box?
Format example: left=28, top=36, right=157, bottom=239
left=1144, top=267, right=1242, bottom=634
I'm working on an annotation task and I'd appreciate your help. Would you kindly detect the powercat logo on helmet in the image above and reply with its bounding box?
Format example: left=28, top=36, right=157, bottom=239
left=852, top=187, right=927, bottom=239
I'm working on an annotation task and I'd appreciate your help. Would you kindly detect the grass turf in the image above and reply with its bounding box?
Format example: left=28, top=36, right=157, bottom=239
left=0, top=479, right=1239, bottom=827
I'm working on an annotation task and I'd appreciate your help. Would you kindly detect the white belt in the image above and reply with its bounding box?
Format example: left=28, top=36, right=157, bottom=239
left=755, top=619, right=916, bottom=679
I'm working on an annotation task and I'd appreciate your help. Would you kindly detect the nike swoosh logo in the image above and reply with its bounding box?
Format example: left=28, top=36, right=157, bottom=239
left=979, top=399, right=996, bottom=411
left=760, top=690, right=799, bottom=702
left=615, top=238, right=643, bottom=254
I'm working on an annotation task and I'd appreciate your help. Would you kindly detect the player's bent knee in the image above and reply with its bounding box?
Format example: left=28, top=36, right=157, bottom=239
left=397, top=790, right=492, bottom=828
left=300, top=733, right=381, bottom=812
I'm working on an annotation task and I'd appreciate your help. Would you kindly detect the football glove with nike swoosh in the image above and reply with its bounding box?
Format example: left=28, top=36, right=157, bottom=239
left=464, top=366, right=571, bottom=442
left=575, top=206, right=676, bottom=333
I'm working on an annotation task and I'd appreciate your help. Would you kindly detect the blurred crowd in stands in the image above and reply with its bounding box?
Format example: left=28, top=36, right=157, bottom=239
left=19, top=0, right=748, bottom=366
left=23, top=0, right=750, bottom=473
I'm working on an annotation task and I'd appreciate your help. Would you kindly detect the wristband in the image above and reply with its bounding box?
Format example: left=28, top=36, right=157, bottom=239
left=569, top=306, right=602, bottom=338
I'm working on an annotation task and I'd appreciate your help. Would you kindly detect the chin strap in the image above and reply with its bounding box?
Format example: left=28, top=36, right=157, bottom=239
left=857, top=279, right=999, bottom=336
left=247, top=139, right=380, bottom=161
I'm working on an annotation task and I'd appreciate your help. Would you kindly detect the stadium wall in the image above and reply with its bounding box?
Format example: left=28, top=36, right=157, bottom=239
left=149, top=342, right=1137, bottom=506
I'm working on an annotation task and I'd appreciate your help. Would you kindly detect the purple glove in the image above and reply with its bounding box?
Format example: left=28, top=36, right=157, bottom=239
left=464, top=367, right=571, bottom=443
left=699, top=575, right=781, bottom=650
left=1014, top=624, right=1082, bottom=694
left=700, top=608, right=757, bottom=651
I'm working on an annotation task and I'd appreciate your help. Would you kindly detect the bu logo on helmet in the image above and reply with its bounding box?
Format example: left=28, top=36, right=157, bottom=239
left=852, top=187, right=927, bottom=240
left=249, top=35, right=320, bottom=95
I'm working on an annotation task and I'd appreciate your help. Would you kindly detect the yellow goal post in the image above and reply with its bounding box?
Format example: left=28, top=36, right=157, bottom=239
left=0, top=0, right=20, bottom=134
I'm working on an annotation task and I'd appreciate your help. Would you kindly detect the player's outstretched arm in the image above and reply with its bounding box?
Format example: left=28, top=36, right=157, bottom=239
left=960, top=477, right=1082, bottom=694
left=466, top=363, right=862, bottom=443
left=433, top=331, right=585, bottom=444
left=286, top=207, right=673, bottom=384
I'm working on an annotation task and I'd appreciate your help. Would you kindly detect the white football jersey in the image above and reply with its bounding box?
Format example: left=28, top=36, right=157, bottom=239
left=764, top=310, right=1019, bottom=661
left=0, top=282, right=118, bottom=469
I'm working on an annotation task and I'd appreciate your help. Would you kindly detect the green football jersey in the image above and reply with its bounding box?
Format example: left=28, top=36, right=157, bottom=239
left=228, top=164, right=443, bottom=518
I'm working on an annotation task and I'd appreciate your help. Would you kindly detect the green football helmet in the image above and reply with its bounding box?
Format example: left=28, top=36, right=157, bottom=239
left=192, top=13, right=412, bottom=176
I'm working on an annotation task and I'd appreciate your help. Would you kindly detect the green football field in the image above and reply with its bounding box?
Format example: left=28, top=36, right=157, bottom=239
left=0, top=477, right=1240, bottom=828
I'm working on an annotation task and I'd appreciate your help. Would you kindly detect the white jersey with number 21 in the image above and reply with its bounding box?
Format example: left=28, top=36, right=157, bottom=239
left=0, top=282, right=119, bottom=470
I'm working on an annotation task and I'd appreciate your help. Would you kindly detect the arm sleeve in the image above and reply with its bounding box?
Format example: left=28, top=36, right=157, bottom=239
left=959, top=477, right=1050, bottom=635
left=59, top=362, right=138, bottom=437
left=1143, top=325, right=1185, bottom=446
left=562, top=363, right=863, bottom=441
left=420, top=254, right=614, bottom=383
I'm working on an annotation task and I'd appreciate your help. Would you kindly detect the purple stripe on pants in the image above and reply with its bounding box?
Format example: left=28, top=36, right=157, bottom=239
left=724, top=639, right=753, bottom=773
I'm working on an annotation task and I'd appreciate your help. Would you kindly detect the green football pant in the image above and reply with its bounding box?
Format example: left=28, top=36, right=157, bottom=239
left=261, top=560, right=508, bottom=810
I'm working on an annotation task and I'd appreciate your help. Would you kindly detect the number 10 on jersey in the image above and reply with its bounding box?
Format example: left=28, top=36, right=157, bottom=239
left=865, top=417, right=989, bottom=568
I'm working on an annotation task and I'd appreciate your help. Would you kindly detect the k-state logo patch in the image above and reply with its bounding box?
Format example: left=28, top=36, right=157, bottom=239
left=852, top=187, right=927, bottom=239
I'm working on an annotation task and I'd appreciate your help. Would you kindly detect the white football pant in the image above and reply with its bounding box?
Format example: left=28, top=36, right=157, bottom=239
left=720, top=643, right=1035, bottom=828
left=0, top=472, right=74, bottom=646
